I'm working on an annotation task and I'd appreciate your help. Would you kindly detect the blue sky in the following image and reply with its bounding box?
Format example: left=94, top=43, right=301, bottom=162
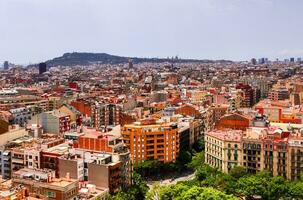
left=0, top=0, right=303, bottom=64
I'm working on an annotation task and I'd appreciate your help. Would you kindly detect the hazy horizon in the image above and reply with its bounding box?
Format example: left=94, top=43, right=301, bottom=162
left=1, top=0, right=303, bottom=64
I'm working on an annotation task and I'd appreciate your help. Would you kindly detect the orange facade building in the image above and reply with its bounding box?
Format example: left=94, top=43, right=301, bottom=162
left=75, top=132, right=114, bottom=153
left=215, top=113, right=251, bottom=131
left=175, top=104, right=201, bottom=118
left=122, top=120, right=179, bottom=163
left=71, top=99, right=92, bottom=117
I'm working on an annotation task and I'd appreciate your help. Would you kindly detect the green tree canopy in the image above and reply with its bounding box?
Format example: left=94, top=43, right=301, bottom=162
left=148, top=183, right=238, bottom=200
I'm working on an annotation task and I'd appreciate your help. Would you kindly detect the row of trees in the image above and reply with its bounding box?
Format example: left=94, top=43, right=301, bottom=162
left=133, top=150, right=193, bottom=178
left=147, top=182, right=238, bottom=200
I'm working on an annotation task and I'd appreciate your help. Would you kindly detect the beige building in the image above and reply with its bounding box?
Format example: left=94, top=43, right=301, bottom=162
left=205, top=130, right=243, bottom=173
left=287, top=133, right=303, bottom=180
left=0, top=126, right=28, bottom=146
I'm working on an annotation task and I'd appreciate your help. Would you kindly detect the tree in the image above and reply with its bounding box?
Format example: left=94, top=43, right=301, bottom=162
left=134, top=160, right=162, bottom=177
left=177, top=151, right=192, bottom=165
left=288, top=181, right=303, bottom=199
left=158, top=183, right=238, bottom=200
left=159, top=183, right=190, bottom=200
left=132, top=172, right=149, bottom=200
left=236, top=172, right=270, bottom=198
left=192, top=138, right=205, bottom=152
left=180, top=186, right=238, bottom=200
left=195, top=164, right=220, bottom=182
left=187, top=151, right=205, bottom=170
left=146, top=182, right=161, bottom=200
left=236, top=172, right=289, bottom=200
left=264, top=176, right=288, bottom=200
left=229, top=166, right=248, bottom=179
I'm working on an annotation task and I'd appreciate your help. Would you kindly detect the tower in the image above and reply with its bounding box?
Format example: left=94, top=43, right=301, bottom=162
left=3, top=61, right=9, bottom=70
left=39, top=62, right=47, bottom=74
left=128, top=59, right=133, bottom=69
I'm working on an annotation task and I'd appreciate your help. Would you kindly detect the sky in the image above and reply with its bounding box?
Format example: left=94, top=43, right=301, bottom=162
left=1, top=0, right=303, bottom=64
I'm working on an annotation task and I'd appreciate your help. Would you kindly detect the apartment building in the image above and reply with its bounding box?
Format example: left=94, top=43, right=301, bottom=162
left=215, top=112, right=251, bottom=131
left=0, top=134, right=66, bottom=180
left=73, top=127, right=131, bottom=188
left=0, top=150, right=11, bottom=179
left=0, top=95, right=58, bottom=112
left=175, top=104, right=202, bottom=118
left=41, top=143, right=71, bottom=177
left=238, top=76, right=270, bottom=99
left=31, top=110, right=71, bottom=134
left=205, top=130, right=243, bottom=173
left=255, top=99, right=303, bottom=124
left=58, top=104, right=82, bottom=127
left=91, top=103, right=122, bottom=131
left=269, top=88, right=290, bottom=101
left=71, top=99, right=92, bottom=117
left=236, top=83, right=255, bottom=107
left=288, top=133, right=303, bottom=180
left=205, top=126, right=303, bottom=180
left=12, top=168, right=78, bottom=200
left=58, top=153, right=84, bottom=182
left=0, top=125, right=28, bottom=146
left=122, top=119, right=179, bottom=163
left=9, top=106, right=38, bottom=126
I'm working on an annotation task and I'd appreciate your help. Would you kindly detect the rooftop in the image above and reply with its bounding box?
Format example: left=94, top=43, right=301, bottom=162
left=43, top=143, right=70, bottom=155
left=206, top=130, right=243, bottom=142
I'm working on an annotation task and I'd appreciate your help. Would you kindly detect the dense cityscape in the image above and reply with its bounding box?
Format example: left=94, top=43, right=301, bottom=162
left=0, top=56, right=302, bottom=199
left=2, top=0, right=303, bottom=199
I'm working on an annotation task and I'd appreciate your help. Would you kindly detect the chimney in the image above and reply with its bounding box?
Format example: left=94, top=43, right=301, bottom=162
left=66, top=172, right=70, bottom=180
left=48, top=174, right=52, bottom=183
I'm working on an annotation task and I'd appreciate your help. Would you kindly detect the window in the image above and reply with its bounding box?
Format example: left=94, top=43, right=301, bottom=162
left=46, top=191, right=56, bottom=198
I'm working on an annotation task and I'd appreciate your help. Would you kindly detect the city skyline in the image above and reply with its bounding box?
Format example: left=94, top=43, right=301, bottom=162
left=1, top=0, right=303, bottom=64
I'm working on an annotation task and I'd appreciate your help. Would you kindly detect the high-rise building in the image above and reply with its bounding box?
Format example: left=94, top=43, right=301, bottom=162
left=39, top=62, right=47, bottom=74
left=128, top=59, right=133, bottom=69
left=290, top=57, right=295, bottom=62
left=258, top=58, right=265, bottom=64
left=251, top=58, right=257, bottom=65
left=3, top=61, right=9, bottom=70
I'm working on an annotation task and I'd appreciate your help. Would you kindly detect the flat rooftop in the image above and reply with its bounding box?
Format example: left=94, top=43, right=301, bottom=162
left=43, top=143, right=70, bottom=154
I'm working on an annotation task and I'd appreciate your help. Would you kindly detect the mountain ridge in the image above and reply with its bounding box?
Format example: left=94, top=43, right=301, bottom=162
left=32, top=52, right=233, bottom=67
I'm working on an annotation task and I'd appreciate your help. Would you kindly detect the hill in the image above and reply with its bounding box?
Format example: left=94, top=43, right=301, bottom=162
left=40, top=52, right=232, bottom=67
